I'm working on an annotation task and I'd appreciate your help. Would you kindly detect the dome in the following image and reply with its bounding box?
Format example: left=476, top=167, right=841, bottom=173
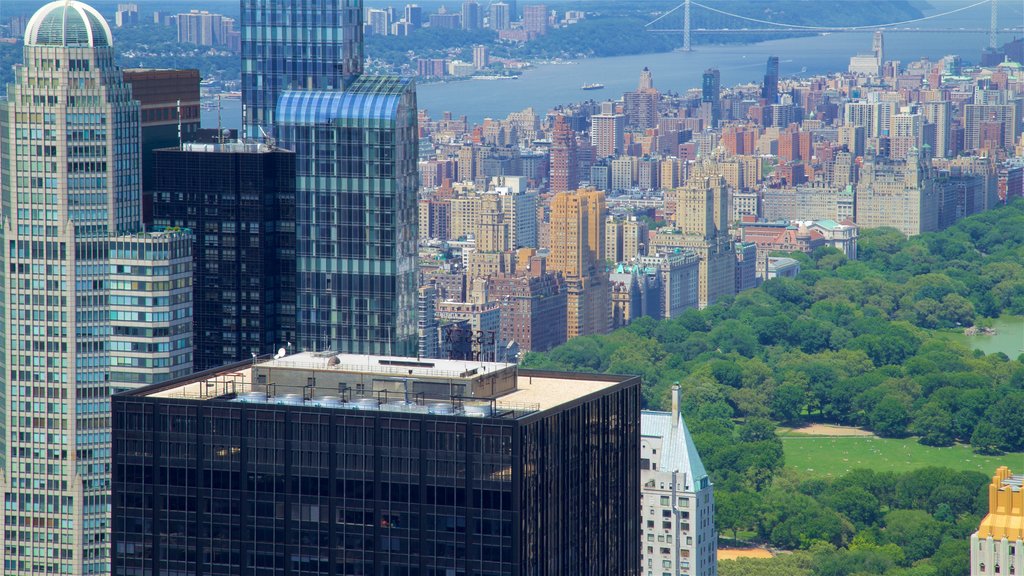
left=25, top=0, right=112, bottom=48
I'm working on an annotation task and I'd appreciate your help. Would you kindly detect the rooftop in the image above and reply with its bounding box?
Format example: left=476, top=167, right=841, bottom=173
left=26, top=0, right=112, bottom=48
left=123, top=353, right=631, bottom=421
left=641, top=410, right=709, bottom=491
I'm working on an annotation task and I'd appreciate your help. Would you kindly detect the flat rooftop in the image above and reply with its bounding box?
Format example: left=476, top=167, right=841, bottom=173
left=125, top=353, right=631, bottom=420
left=259, top=351, right=515, bottom=379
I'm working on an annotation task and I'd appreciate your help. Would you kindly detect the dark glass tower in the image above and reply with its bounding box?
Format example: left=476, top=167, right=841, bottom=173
left=112, top=356, right=641, bottom=576
left=277, top=77, right=419, bottom=355
left=761, top=55, right=779, bottom=104
left=152, top=142, right=296, bottom=369
left=241, top=0, right=364, bottom=137
left=701, top=67, right=721, bottom=127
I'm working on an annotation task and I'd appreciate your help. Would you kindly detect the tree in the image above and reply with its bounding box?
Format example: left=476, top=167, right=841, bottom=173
left=971, top=421, right=1004, bottom=455
left=716, top=490, right=762, bottom=543
left=912, top=402, right=956, bottom=447
left=771, top=381, right=806, bottom=423
left=881, top=509, right=947, bottom=563
left=869, top=395, right=911, bottom=438
left=739, top=418, right=777, bottom=443
left=825, top=486, right=882, bottom=529
left=758, top=490, right=854, bottom=549
left=931, top=539, right=969, bottom=576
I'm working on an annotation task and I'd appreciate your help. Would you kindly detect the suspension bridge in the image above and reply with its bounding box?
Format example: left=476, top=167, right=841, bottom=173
left=646, top=0, right=1023, bottom=52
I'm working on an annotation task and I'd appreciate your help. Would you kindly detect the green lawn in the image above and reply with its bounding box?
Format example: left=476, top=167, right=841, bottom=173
left=782, top=435, right=1019, bottom=477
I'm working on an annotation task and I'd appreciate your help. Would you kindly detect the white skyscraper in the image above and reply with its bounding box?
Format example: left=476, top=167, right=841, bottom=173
left=0, top=2, right=193, bottom=573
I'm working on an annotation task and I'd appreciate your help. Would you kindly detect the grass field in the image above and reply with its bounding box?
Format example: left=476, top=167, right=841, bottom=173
left=782, top=435, right=1020, bottom=477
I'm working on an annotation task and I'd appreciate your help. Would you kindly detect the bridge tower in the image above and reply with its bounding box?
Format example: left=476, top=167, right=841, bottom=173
left=683, top=0, right=691, bottom=51
left=990, top=0, right=998, bottom=49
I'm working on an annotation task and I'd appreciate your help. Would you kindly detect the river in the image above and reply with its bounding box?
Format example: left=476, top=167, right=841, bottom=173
left=204, top=1, right=1022, bottom=128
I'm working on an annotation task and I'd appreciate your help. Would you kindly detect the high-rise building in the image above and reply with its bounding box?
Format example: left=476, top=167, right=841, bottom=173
left=473, top=43, right=489, bottom=69
left=404, top=3, right=423, bottom=28
left=922, top=100, right=951, bottom=159
left=762, top=56, right=779, bottom=104
left=856, top=153, right=938, bottom=236
left=971, top=467, right=1024, bottom=576
left=964, top=103, right=1017, bottom=152
left=549, top=114, right=579, bottom=192
left=702, top=68, right=721, bottom=127
left=461, top=0, right=481, bottom=29
left=0, top=3, right=195, bottom=573
left=838, top=123, right=866, bottom=157
left=642, top=386, right=717, bottom=576
left=152, top=142, right=296, bottom=370
left=367, top=7, right=391, bottom=35
left=549, top=189, right=611, bottom=337
left=489, top=1, right=511, bottom=30
left=122, top=68, right=202, bottom=224
left=656, top=160, right=736, bottom=308
left=890, top=108, right=924, bottom=160
left=241, top=0, right=364, bottom=137
left=276, top=76, right=419, bottom=355
left=244, top=1, right=420, bottom=356
left=522, top=4, right=547, bottom=34
left=112, top=354, right=641, bottom=576
left=591, top=101, right=625, bottom=158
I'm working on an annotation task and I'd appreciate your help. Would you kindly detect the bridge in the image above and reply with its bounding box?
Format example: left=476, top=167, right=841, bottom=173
left=646, top=0, right=1021, bottom=52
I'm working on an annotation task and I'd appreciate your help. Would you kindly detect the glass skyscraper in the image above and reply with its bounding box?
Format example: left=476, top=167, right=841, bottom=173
left=0, top=2, right=193, bottom=574
left=241, top=0, right=364, bottom=138
left=242, top=0, right=420, bottom=356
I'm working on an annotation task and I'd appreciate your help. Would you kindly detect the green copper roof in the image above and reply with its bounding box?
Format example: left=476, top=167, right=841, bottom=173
left=26, top=1, right=112, bottom=48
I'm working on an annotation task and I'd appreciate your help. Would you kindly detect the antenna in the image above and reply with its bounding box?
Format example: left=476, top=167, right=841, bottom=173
left=217, top=94, right=223, bottom=145
left=176, top=99, right=182, bottom=149
left=258, top=124, right=275, bottom=148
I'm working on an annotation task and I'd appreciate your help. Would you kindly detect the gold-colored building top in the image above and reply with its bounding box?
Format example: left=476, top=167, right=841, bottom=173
left=978, top=466, right=1024, bottom=541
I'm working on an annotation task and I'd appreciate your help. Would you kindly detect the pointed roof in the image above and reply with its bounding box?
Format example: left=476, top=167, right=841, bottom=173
left=641, top=410, right=709, bottom=491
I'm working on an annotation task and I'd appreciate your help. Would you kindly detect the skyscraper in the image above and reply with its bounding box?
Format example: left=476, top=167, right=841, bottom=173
left=549, top=189, right=611, bottom=337
left=761, top=55, right=779, bottom=104
left=489, top=1, right=511, bottom=30
left=591, top=101, right=625, bottom=158
left=549, top=114, right=579, bottom=192
left=702, top=68, right=721, bottom=127
left=461, top=0, right=481, bottom=30
left=277, top=77, right=420, bottom=355
left=152, top=142, right=296, bottom=370
left=671, top=159, right=736, bottom=307
left=522, top=4, right=547, bottom=35
left=642, top=386, right=717, bottom=576
left=241, top=0, right=364, bottom=137
left=243, top=1, right=420, bottom=355
left=113, top=354, right=641, bottom=575
left=0, top=2, right=194, bottom=573
left=971, top=467, right=1024, bottom=576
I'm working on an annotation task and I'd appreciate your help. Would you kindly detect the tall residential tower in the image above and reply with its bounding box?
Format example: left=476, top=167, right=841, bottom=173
left=0, top=2, right=194, bottom=573
left=242, top=0, right=420, bottom=355
left=240, top=0, right=364, bottom=137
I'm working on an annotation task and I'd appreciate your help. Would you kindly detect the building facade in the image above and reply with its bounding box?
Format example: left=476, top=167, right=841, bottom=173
left=971, top=467, right=1024, bottom=576
left=548, top=189, right=610, bottom=337
left=641, top=386, right=717, bottom=576
left=112, top=354, right=641, bottom=576
left=152, top=142, right=296, bottom=370
left=122, top=68, right=201, bottom=224
left=240, top=0, right=364, bottom=137
left=0, top=3, right=195, bottom=573
left=276, top=77, right=419, bottom=355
